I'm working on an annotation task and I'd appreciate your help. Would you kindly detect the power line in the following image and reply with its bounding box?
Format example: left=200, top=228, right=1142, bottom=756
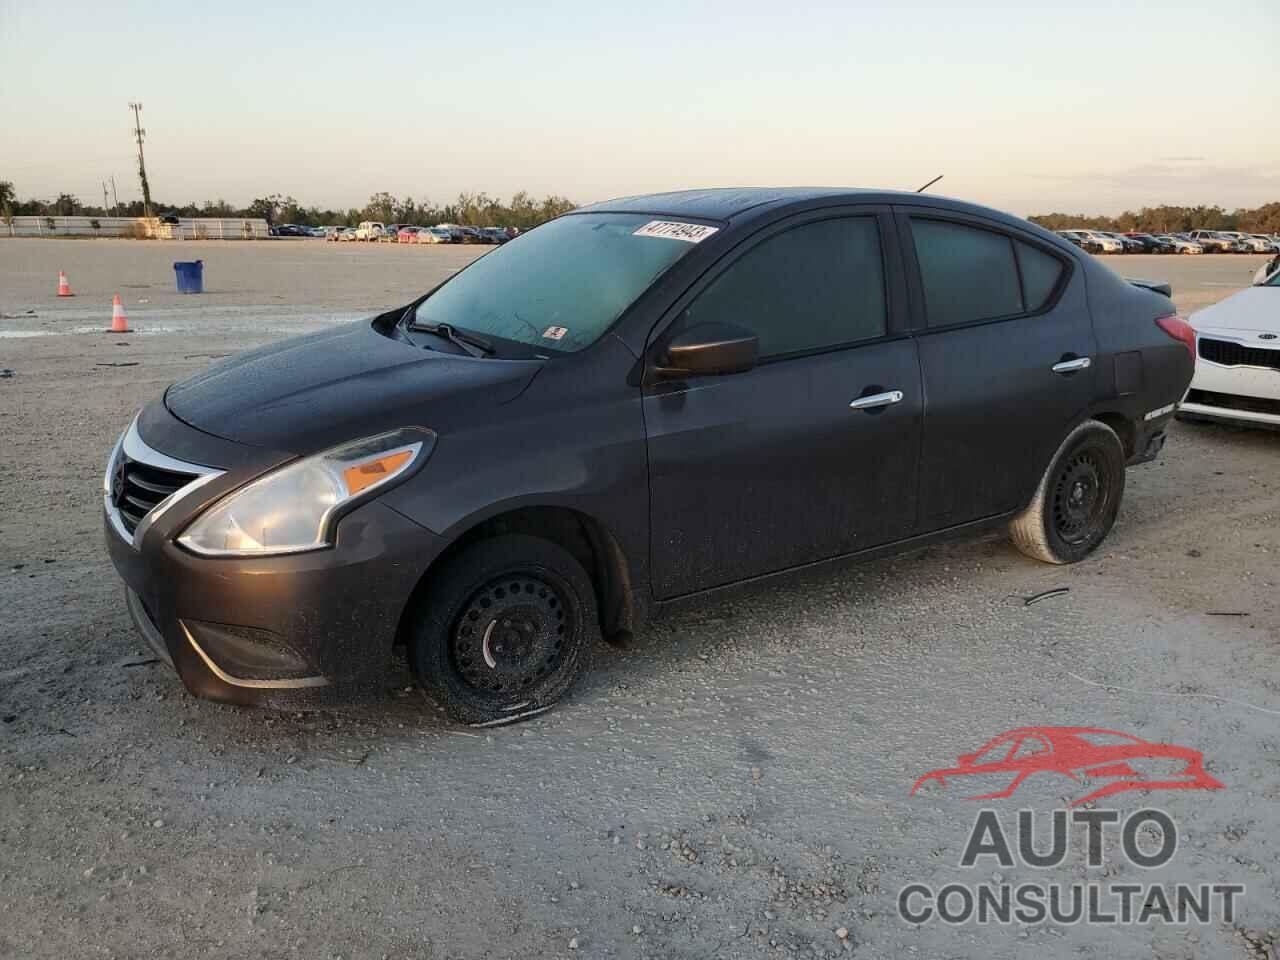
left=129, top=101, right=152, bottom=218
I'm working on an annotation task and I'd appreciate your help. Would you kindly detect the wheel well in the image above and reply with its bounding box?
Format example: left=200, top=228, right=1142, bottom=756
left=1092, top=411, right=1135, bottom=459
left=397, top=506, right=635, bottom=649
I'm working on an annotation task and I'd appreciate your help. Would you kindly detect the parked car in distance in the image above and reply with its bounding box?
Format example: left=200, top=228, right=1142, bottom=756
left=482, top=226, right=511, bottom=244
left=104, top=187, right=1194, bottom=725
left=380, top=224, right=404, bottom=243
left=1187, top=229, right=1234, bottom=253
left=1105, top=232, right=1144, bottom=254
left=417, top=227, right=454, bottom=244
left=1123, top=232, right=1175, bottom=254
left=1059, top=229, right=1123, bottom=254
left=1154, top=234, right=1203, bottom=254
left=397, top=226, right=421, bottom=243
left=1179, top=263, right=1280, bottom=430
left=339, top=226, right=359, bottom=242
left=1248, top=234, right=1280, bottom=253
left=272, top=223, right=311, bottom=238
left=1215, top=231, right=1269, bottom=253
left=355, top=221, right=386, bottom=241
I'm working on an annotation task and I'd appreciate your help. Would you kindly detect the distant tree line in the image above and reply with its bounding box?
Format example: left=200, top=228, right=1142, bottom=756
left=0, top=180, right=577, bottom=231
left=1030, top=203, right=1280, bottom=235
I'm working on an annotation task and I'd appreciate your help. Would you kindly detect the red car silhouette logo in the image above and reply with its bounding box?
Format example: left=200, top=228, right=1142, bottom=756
left=911, top=726, right=1223, bottom=806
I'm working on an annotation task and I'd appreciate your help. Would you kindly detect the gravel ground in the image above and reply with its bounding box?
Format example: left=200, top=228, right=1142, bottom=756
left=1, top=239, right=1278, bottom=959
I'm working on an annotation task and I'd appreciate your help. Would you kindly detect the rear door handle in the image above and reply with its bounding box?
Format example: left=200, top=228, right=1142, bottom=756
left=849, top=390, right=904, bottom=411
left=1051, top=357, right=1092, bottom=375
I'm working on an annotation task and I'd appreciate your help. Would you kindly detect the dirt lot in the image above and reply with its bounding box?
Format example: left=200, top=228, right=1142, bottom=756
left=1, top=239, right=1278, bottom=959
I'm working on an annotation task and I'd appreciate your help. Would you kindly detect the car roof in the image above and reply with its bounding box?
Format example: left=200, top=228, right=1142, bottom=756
left=576, top=186, right=1018, bottom=224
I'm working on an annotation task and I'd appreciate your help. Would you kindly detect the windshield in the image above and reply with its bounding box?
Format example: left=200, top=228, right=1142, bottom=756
left=410, top=213, right=703, bottom=352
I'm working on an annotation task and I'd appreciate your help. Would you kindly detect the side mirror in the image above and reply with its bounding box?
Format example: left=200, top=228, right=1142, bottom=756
left=655, top=322, right=758, bottom=378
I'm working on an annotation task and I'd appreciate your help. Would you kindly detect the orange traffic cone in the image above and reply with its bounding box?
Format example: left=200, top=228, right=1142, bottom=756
left=109, top=294, right=131, bottom=333
left=57, top=271, right=74, bottom=297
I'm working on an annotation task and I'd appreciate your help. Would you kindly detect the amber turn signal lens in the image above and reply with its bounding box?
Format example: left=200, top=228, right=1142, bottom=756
left=343, top=450, right=413, bottom=496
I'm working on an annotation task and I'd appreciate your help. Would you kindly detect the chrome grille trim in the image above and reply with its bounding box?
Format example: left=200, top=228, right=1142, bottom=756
left=105, top=416, right=225, bottom=549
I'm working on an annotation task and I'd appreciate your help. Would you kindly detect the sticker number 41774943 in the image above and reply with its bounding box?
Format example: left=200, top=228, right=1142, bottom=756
left=633, top=221, right=720, bottom=243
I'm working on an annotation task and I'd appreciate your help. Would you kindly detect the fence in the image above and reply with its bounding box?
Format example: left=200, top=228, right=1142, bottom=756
left=3, top=216, right=271, bottom=240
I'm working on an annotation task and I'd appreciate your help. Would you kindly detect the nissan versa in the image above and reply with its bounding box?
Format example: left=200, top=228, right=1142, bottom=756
left=104, top=188, right=1195, bottom=725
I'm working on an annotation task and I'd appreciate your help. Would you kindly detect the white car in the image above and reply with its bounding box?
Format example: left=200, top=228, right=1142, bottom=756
left=1247, top=234, right=1280, bottom=253
left=355, top=221, right=387, bottom=241
left=1079, top=230, right=1124, bottom=253
left=1059, top=229, right=1123, bottom=253
left=1180, top=263, right=1280, bottom=429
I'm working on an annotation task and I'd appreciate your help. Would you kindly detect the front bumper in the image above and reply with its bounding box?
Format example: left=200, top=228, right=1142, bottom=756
left=1183, top=349, right=1280, bottom=429
left=104, top=407, right=448, bottom=706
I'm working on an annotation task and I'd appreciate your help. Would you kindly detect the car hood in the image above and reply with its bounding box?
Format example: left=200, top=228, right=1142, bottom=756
left=1190, top=287, right=1280, bottom=337
left=165, top=320, right=542, bottom=453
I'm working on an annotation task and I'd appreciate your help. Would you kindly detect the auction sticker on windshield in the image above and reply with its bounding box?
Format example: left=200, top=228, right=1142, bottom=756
left=632, top=220, right=720, bottom=243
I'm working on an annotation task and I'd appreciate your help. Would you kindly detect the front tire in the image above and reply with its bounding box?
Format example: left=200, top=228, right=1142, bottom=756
left=1009, top=420, right=1126, bottom=564
left=408, top=535, right=598, bottom=726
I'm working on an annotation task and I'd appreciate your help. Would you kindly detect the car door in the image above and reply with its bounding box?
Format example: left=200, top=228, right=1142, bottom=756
left=896, top=210, right=1096, bottom=529
left=642, top=210, right=922, bottom=599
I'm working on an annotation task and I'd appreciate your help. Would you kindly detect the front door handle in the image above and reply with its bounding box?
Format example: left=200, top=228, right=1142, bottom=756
left=1051, top=356, right=1092, bottom=375
left=849, top=390, right=904, bottom=411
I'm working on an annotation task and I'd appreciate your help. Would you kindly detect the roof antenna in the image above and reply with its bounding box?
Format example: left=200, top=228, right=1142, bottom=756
left=915, top=174, right=943, bottom=193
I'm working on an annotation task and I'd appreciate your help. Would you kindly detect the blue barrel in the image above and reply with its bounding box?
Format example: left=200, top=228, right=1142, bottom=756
left=173, top=260, right=204, bottom=294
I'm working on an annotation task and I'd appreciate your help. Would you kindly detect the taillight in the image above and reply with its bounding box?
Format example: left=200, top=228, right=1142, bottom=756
left=1155, top=314, right=1196, bottom=359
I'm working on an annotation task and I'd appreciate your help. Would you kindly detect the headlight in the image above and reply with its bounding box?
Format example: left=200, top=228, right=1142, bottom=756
left=178, top=427, right=434, bottom=557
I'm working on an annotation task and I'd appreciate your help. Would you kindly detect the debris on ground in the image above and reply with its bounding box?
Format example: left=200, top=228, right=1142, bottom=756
left=1023, top=587, right=1069, bottom=606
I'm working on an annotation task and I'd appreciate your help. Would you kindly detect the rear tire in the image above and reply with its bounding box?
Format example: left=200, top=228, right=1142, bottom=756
left=408, top=535, right=598, bottom=726
left=1009, top=420, right=1126, bottom=564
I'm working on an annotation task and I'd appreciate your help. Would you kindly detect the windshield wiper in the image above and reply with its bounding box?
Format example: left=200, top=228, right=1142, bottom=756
left=408, top=321, right=495, bottom=358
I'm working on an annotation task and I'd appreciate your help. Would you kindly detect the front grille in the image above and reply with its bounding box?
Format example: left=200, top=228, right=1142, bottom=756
left=1198, top=337, right=1280, bottom=371
left=1185, top=389, right=1280, bottom=416
left=113, top=455, right=198, bottom=534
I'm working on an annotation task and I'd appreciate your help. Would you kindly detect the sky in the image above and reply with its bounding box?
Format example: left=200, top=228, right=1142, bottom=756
left=1, top=0, right=1276, bottom=217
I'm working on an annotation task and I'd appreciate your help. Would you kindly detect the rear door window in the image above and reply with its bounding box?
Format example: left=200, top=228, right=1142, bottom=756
left=680, top=217, right=887, bottom=359
left=910, top=218, right=1023, bottom=327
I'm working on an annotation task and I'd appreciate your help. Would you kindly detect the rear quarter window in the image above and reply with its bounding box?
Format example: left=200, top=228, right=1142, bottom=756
left=1015, top=240, right=1066, bottom=311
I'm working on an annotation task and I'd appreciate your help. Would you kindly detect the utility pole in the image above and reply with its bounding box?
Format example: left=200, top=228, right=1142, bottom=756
left=129, top=101, right=152, bottom=218
left=110, top=176, right=119, bottom=215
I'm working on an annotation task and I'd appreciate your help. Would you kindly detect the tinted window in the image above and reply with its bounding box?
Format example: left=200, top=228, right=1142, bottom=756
left=911, top=219, right=1023, bottom=327
left=1015, top=241, right=1065, bottom=310
left=681, top=217, right=886, bottom=358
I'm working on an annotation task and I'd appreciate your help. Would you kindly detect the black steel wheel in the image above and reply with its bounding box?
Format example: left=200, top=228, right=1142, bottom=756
left=451, top=575, right=572, bottom=699
left=1009, top=420, right=1125, bottom=564
left=409, top=535, right=598, bottom=726
left=1050, top=450, right=1108, bottom=545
